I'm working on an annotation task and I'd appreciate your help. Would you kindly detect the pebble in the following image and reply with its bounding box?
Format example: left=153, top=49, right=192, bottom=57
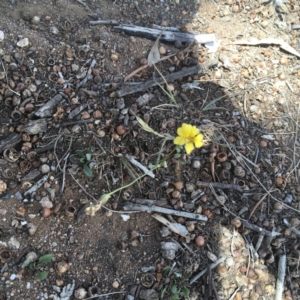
left=40, top=164, right=50, bottom=174
left=14, top=192, right=23, bottom=201
left=17, top=38, right=29, bottom=48
left=221, top=16, right=231, bottom=22
left=0, top=30, right=4, bottom=42
left=112, top=280, right=119, bottom=288
left=0, top=209, right=7, bottom=215
left=26, top=282, right=31, bottom=289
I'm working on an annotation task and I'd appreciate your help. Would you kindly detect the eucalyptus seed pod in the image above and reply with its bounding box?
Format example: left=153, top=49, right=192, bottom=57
left=65, top=205, right=76, bottom=218
left=219, top=169, right=230, bottom=181
left=0, top=248, right=13, bottom=262
left=2, top=168, right=13, bottom=179
left=3, top=148, right=20, bottom=162
left=216, top=152, right=228, bottom=163
left=234, top=166, right=246, bottom=177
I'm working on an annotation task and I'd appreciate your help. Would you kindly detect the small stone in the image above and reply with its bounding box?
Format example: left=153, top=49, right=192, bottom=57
left=105, top=210, right=113, bottom=217
left=129, top=36, right=136, bottom=43
left=40, top=164, right=50, bottom=174
left=0, top=209, right=7, bottom=215
left=112, top=280, right=119, bottom=289
left=17, top=38, right=29, bottom=48
left=0, top=31, right=4, bottom=42
left=31, top=16, right=40, bottom=25
left=221, top=16, right=231, bottom=22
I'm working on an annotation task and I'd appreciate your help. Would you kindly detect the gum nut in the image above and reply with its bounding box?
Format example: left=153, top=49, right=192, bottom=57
left=259, top=140, right=267, bottom=148
left=159, top=46, right=166, bottom=55
left=74, top=288, right=87, bottom=299
left=56, top=260, right=69, bottom=274
left=0, top=180, right=7, bottom=193
left=195, top=235, right=205, bottom=247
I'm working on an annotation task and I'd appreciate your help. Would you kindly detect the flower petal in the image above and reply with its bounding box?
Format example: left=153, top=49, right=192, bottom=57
left=194, top=134, right=204, bottom=148
left=177, top=123, right=191, bottom=137
left=174, top=136, right=186, bottom=146
left=185, top=142, right=195, bottom=154
left=189, top=125, right=199, bottom=138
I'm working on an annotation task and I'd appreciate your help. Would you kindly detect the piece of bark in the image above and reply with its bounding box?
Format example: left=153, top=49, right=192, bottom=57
left=35, top=93, right=64, bottom=117
left=20, top=119, right=48, bottom=135
left=0, top=133, right=22, bottom=153
left=114, top=24, right=215, bottom=44
left=116, top=61, right=218, bottom=97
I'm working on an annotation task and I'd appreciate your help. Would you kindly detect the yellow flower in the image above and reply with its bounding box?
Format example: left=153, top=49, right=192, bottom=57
left=174, top=123, right=204, bottom=154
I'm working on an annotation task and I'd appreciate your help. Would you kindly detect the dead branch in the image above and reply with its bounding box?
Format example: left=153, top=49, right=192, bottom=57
left=114, top=24, right=215, bottom=44
left=117, top=60, right=218, bottom=97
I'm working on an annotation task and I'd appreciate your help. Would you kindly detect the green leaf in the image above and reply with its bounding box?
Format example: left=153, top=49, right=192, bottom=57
left=38, top=254, right=52, bottom=265
left=171, top=285, right=178, bottom=294
left=29, top=263, right=35, bottom=270
left=80, top=158, right=86, bottom=163
left=85, top=153, right=92, bottom=161
left=161, top=287, right=167, bottom=299
left=70, top=157, right=78, bottom=164
left=162, top=266, right=171, bottom=271
left=174, top=272, right=182, bottom=278
left=75, top=150, right=85, bottom=158
left=171, top=294, right=179, bottom=300
left=37, top=271, right=48, bottom=280
left=173, top=153, right=181, bottom=159
left=182, top=287, right=190, bottom=298
left=83, top=164, right=92, bottom=177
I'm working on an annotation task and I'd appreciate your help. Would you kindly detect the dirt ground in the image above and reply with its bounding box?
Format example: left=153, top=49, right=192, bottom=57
left=0, top=0, right=300, bottom=299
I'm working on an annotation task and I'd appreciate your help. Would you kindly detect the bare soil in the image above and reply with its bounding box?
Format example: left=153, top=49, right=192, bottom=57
left=0, top=0, right=300, bottom=299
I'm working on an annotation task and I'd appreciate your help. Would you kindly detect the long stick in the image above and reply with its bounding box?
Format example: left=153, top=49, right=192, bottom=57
left=275, top=255, right=286, bottom=300
left=123, top=203, right=208, bottom=221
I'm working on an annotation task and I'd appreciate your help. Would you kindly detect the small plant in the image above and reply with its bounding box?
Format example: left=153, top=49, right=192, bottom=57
left=22, top=253, right=53, bottom=280
left=161, top=267, right=190, bottom=300
left=71, top=148, right=93, bottom=177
